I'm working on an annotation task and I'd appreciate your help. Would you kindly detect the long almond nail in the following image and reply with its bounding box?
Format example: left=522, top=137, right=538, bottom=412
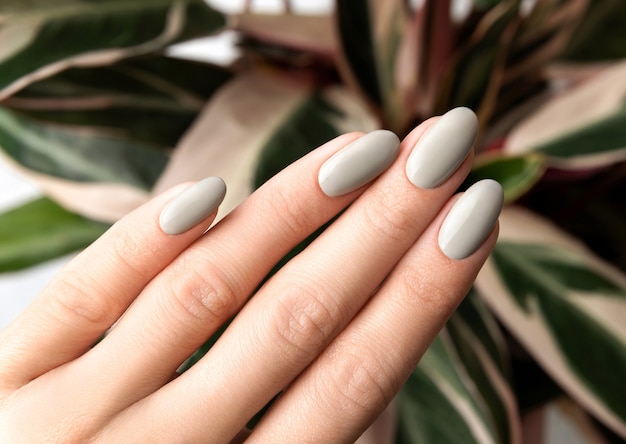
left=318, top=130, right=400, bottom=197
left=406, top=107, right=478, bottom=189
left=438, top=179, right=503, bottom=260
left=159, top=177, right=227, bottom=235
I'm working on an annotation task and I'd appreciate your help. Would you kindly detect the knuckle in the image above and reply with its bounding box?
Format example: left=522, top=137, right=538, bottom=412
left=167, top=261, right=240, bottom=328
left=396, top=262, right=460, bottom=317
left=265, top=188, right=313, bottom=240
left=360, top=193, right=413, bottom=246
left=49, top=275, right=113, bottom=326
left=109, top=227, right=156, bottom=282
left=322, top=345, right=395, bottom=413
left=270, top=282, right=337, bottom=358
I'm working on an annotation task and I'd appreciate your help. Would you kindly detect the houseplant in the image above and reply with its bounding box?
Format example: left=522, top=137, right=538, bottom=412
left=0, top=0, right=625, bottom=442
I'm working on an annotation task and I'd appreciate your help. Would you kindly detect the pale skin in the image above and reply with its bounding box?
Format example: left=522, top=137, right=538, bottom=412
left=0, top=118, right=498, bottom=443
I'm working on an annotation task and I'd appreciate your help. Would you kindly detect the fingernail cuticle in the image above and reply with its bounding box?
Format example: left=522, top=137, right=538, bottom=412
left=318, top=130, right=400, bottom=197
left=438, top=179, right=503, bottom=260
left=159, top=176, right=227, bottom=235
left=406, top=107, right=478, bottom=189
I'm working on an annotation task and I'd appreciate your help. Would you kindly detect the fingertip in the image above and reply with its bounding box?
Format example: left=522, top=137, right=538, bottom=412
left=159, top=177, right=227, bottom=236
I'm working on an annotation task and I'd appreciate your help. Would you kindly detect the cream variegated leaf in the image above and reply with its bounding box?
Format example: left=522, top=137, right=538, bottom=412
left=475, top=206, right=626, bottom=438
left=0, top=0, right=225, bottom=99
left=335, top=0, right=416, bottom=133
left=503, top=60, right=626, bottom=169
left=397, top=301, right=520, bottom=444
left=0, top=56, right=232, bottom=223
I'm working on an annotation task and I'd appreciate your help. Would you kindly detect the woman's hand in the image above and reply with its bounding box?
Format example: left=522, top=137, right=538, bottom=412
left=0, top=108, right=502, bottom=443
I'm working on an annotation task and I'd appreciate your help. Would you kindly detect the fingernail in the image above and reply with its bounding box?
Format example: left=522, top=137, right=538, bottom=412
left=406, top=107, right=478, bottom=189
left=318, top=130, right=400, bottom=197
left=159, top=177, right=227, bottom=235
left=438, top=179, right=503, bottom=260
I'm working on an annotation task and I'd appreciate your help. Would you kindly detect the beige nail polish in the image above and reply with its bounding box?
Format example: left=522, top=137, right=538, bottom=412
left=438, top=179, right=503, bottom=260
left=159, top=177, right=226, bottom=235
left=318, top=130, right=400, bottom=197
left=406, top=107, right=478, bottom=189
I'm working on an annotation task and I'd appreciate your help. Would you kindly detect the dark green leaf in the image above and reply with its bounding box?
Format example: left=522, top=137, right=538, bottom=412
left=5, top=56, right=232, bottom=147
left=564, top=0, right=626, bottom=61
left=336, top=0, right=382, bottom=104
left=335, top=0, right=414, bottom=132
left=491, top=241, right=626, bottom=424
left=0, top=197, right=108, bottom=272
left=397, top=334, right=508, bottom=444
left=253, top=94, right=343, bottom=188
left=397, top=367, right=481, bottom=444
left=0, top=107, right=168, bottom=188
left=447, top=315, right=515, bottom=444
left=534, top=102, right=626, bottom=159
left=473, top=0, right=504, bottom=10
left=456, top=289, right=509, bottom=374
left=492, top=243, right=625, bottom=311
left=438, top=1, right=520, bottom=114
left=0, top=0, right=226, bottom=98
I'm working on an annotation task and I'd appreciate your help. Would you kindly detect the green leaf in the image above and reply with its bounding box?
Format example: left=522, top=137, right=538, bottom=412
left=336, top=0, right=381, bottom=104
left=335, top=0, right=416, bottom=132
left=491, top=241, right=626, bottom=427
left=4, top=55, right=232, bottom=147
left=473, top=0, right=504, bottom=10
left=455, top=289, right=510, bottom=375
left=533, top=103, right=626, bottom=159
left=0, top=197, right=108, bottom=272
left=476, top=207, right=626, bottom=438
left=0, top=0, right=225, bottom=99
left=465, top=153, right=546, bottom=203
left=397, top=329, right=520, bottom=444
left=504, top=61, right=626, bottom=169
left=0, top=107, right=168, bottom=189
left=252, top=94, right=343, bottom=188
left=437, top=1, right=520, bottom=118
left=397, top=367, right=482, bottom=444
left=564, top=0, right=626, bottom=61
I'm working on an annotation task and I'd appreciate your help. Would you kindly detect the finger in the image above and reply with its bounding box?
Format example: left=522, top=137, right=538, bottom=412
left=104, top=108, right=480, bottom=442
left=0, top=177, right=226, bottom=389
left=248, top=181, right=503, bottom=443
left=67, top=132, right=400, bottom=413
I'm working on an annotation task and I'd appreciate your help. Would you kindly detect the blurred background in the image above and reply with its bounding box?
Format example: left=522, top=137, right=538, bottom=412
left=1, top=0, right=625, bottom=442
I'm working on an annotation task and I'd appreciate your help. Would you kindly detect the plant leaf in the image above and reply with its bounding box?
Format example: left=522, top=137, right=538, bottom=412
left=0, top=0, right=225, bottom=99
left=436, top=0, right=521, bottom=122
left=153, top=71, right=379, bottom=218
left=3, top=55, right=232, bottom=147
left=455, top=289, right=511, bottom=376
left=504, top=60, right=626, bottom=169
left=564, top=0, right=626, bottom=61
left=397, top=325, right=520, bottom=444
left=464, top=153, right=546, bottom=203
left=231, top=12, right=336, bottom=56
left=0, top=105, right=170, bottom=222
left=0, top=197, right=108, bottom=272
left=335, top=0, right=416, bottom=133
left=475, top=206, right=626, bottom=438
left=0, top=107, right=168, bottom=188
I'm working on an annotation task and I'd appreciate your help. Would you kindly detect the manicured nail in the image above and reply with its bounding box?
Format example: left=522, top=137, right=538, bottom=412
left=438, top=179, right=503, bottom=260
left=406, top=107, right=478, bottom=189
left=159, top=177, right=227, bottom=235
left=318, top=130, right=400, bottom=197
